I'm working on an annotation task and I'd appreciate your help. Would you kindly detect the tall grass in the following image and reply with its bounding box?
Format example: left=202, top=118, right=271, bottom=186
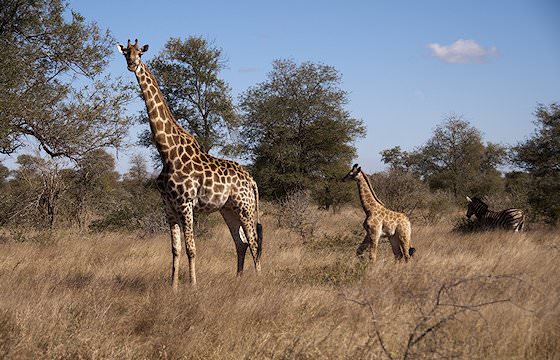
left=0, top=207, right=558, bottom=359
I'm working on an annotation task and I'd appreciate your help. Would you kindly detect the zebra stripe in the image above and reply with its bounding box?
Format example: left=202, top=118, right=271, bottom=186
left=466, top=196, right=525, bottom=231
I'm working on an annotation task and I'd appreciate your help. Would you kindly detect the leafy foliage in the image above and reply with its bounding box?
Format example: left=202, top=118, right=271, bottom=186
left=0, top=0, right=134, bottom=159
left=382, top=115, right=506, bottom=199
left=0, top=152, right=166, bottom=233
left=512, top=103, right=560, bottom=224
left=101, top=155, right=167, bottom=234
left=239, top=59, right=365, bottom=202
left=370, top=169, right=427, bottom=216
left=65, top=149, right=120, bottom=228
left=368, top=169, right=455, bottom=225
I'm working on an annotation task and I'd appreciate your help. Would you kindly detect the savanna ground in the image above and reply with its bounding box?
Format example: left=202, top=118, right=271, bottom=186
left=0, top=206, right=559, bottom=359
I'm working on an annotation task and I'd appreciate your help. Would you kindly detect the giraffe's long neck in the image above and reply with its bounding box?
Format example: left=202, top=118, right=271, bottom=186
left=356, top=172, right=385, bottom=216
left=134, top=63, right=200, bottom=164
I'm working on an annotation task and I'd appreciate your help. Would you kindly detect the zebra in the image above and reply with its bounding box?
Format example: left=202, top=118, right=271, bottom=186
left=466, top=196, right=525, bottom=231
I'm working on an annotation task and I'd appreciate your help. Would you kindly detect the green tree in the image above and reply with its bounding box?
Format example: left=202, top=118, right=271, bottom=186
left=140, top=36, right=236, bottom=153
left=239, top=59, right=365, bottom=202
left=382, top=115, right=506, bottom=199
left=504, top=171, right=531, bottom=210
left=123, top=154, right=150, bottom=184
left=122, top=153, right=154, bottom=206
left=381, top=146, right=414, bottom=171
left=93, top=153, right=166, bottom=234
left=0, top=0, right=134, bottom=159
left=67, top=149, right=120, bottom=228
left=512, top=103, right=560, bottom=224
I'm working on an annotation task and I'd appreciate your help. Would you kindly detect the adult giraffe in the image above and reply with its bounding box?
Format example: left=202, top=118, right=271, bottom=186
left=117, top=39, right=262, bottom=289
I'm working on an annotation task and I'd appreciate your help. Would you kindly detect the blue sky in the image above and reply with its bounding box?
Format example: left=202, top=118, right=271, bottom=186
left=49, top=1, right=560, bottom=173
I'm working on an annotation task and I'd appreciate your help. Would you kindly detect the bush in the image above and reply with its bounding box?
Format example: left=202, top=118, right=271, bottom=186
left=370, top=169, right=428, bottom=217
left=276, top=189, right=321, bottom=242
left=89, top=189, right=167, bottom=234
left=370, top=170, right=456, bottom=225
left=418, top=191, right=457, bottom=225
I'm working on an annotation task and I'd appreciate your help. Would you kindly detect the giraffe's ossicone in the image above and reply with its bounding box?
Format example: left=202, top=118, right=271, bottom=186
left=343, top=164, right=416, bottom=262
left=118, top=39, right=263, bottom=289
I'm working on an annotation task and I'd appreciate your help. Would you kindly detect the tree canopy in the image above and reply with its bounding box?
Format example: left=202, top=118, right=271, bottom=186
left=512, top=103, right=560, bottom=224
left=238, top=59, right=365, bottom=202
left=382, top=115, right=506, bottom=199
left=0, top=0, right=134, bottom=159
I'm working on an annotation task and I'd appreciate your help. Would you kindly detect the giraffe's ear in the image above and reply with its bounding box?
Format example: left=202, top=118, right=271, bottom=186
left=116, top=44, right=125, bottom=54
left=357, top=166, right=361, bottom=173
left=140, top=44, right=149, bottom=53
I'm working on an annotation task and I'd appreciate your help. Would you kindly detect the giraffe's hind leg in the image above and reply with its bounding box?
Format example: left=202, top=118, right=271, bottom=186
left=221, top=208, right=249, bottom=276
left=389, top=234, right=404, bottom=260
left=396, top=222, right=412, bottom=262
left=238, top=206, right=261, bottom=273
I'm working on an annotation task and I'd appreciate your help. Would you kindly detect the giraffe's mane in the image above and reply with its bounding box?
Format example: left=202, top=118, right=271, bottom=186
left=360, top=170, right=385, bottom=207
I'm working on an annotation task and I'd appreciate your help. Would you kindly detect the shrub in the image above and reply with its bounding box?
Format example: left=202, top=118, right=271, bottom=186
left=370, top=169, right=428, bottom=217
left=89, top=190, right=167, bottom=234
left=276, top=189, right=321, bottom=242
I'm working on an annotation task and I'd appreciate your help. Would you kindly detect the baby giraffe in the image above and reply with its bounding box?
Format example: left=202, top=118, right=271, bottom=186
left=343, top=164, right=416, bottom=262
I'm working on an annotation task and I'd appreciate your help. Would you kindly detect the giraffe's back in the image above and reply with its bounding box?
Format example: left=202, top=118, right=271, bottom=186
left=158, top=151, right=256, bottom=213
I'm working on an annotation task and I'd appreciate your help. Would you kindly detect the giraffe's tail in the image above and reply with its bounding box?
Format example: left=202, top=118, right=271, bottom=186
left=253, top=180, right=263, bottom=260
left=257, top=223, right=263, bottom=259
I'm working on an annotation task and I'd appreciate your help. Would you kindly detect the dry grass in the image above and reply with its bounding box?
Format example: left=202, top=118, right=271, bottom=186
left=0, top=207, right=559, bottom=359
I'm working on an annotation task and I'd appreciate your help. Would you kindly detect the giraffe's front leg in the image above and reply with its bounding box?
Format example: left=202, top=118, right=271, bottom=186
left=162, top=198, right=182, bottom=291
left=369, top=224, right=382, bottom=262
left=180, top=201, right=197, bottom=286
left=170, top=223, right=182, bottom=290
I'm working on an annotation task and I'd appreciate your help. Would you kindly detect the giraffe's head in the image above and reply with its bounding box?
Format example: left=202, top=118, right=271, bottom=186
left=342, top=163, right=362, bottom=181
left=117, top=39, right=149, bottom=73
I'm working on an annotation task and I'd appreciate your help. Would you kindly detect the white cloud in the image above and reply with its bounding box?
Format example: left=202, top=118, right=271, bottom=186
left=428, top=39, right=498, bottom=64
